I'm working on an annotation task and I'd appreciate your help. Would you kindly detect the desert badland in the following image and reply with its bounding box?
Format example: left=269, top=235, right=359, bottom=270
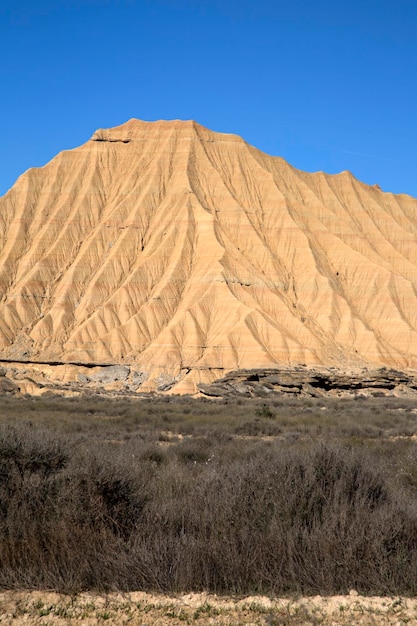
left=2, top=122, right=417, bottom=621
left=1, top=119, right=417, bottom=394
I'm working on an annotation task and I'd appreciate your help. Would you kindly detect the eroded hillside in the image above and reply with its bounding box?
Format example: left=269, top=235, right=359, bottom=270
left=1, top=119, right=417, bottom=393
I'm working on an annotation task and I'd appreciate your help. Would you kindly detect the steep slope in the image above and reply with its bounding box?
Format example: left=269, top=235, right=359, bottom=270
left=1, top=119, right=417, bottom=393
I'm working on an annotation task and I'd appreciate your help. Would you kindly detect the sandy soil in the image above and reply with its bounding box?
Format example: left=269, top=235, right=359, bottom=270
left=0, top=590, right=416, bottom=625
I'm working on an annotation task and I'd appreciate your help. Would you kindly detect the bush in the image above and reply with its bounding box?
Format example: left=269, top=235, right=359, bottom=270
left=0, top=421, right=416, bottom=595
left=255, top=403, right=275, bottom=419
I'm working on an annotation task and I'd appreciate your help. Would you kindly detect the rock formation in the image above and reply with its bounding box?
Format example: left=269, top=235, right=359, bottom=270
left=1, top=119, right=417, bottom=393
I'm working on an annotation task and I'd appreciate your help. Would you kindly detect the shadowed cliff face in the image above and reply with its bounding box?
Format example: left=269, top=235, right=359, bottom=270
left=1, top=118, right=417, bottom=393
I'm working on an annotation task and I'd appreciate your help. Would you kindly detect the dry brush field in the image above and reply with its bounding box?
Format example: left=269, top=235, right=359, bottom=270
left=1, top=393, right=417, bottom=624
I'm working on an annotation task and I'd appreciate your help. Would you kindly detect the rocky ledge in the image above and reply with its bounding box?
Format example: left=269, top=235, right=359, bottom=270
left=1, top=361, right=417, bottom=399
left=197, top=366, right=417, bottom=399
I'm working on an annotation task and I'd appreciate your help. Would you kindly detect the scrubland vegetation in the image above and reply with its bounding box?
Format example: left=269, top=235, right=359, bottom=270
left=1, top=394, right=417, bottom=595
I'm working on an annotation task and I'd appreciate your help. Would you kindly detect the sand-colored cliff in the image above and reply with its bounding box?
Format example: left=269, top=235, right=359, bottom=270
left=1, top=119, right=417, bottom=393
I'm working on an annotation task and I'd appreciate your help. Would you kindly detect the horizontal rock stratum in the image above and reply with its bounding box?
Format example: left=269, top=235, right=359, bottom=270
left=1, top=118, right=417, bottom=393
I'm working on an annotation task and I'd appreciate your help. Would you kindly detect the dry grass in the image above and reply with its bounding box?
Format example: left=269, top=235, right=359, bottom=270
left=2, top=394, right=417, bottom=441
left=0, top=394, right=417, bottom=596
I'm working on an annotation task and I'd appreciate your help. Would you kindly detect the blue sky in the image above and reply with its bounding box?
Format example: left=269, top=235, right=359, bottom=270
left=1, top=0, right=416, bottom=197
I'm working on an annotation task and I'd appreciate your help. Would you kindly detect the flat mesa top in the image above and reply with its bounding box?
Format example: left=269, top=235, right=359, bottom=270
left=90, top=118, right=243, bottom=143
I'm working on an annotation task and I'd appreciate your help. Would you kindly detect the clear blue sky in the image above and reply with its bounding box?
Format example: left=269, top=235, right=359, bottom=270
left=1, top=0, right=416, bottom=197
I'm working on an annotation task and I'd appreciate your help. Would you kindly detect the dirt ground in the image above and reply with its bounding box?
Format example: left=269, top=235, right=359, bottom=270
left=0, top=590, right=416, bottom=625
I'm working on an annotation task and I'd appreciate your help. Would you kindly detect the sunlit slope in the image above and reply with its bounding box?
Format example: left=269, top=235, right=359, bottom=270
left=1, top=119, right=417, bottom=392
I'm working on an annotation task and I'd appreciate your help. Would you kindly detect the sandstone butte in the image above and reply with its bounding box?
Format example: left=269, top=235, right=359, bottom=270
left=1, top=118, right=417, bottom=394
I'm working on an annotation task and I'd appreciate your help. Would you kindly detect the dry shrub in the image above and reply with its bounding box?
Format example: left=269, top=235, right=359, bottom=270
left=0, top=423, right=416, bottom=595
left=142, top=444, right=417, bottom=595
